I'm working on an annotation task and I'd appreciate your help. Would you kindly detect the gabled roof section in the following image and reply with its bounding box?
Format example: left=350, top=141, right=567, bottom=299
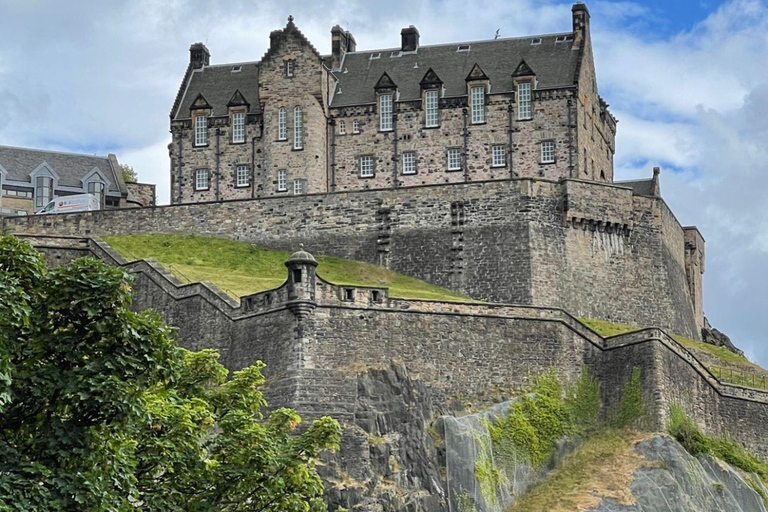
left=419, top=68, right=443, bottom=88
left=512, top=59, right=536, bottom=77
left=170, top=63, right=194, bottom=119
left=173, top=63, right=261, bottom=121
left=190, top=93, right=212, bottom=110
left=260, top=16, right=323, bottom=63
left=374, top=72, right=397, bottom=90
left=227, top=89, right=249, bottom=108
left=0, top=145, right=124, bottom=194
left=331, top=33, right=578, bottom=107
left=465, top=63, right=489, bottom=81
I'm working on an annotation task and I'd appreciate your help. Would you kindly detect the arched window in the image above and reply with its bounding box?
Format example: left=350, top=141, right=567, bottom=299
left=278, top=107, right=287, bottom=140
left=294, top=106, right=303, bottom=150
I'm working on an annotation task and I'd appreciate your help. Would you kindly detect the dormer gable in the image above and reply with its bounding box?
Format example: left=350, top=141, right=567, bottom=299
left=512, top=59, right=536, bottom=78
left=465, top=63, right=489, bottom=82
left=190, top=93, right=212, bottom=111
left=227, top=89, right=249, bottom=108
left=374, top=72, right=397, bottom=91
left=419, top=68, right=443, bottom=90
left=261, top=15, right=323, bottom=64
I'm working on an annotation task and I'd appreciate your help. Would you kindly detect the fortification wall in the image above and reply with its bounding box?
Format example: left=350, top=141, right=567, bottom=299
left=2, top=178, right=699, bottom=337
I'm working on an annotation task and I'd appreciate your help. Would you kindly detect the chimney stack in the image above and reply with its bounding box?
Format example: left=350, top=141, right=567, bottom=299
left=189, top=42, right=210, bottom=69
left=571, top=3, right=590, bottom=47
left=401, top=26, right=420, bottom=52
left=331, top=25, right=356, bottom=70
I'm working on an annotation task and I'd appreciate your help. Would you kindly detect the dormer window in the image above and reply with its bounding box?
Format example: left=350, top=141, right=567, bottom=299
left=34, top=176, right=53, bottom=209
left=379, top=94, right=393, bottom=131
left=195, top=115, right=208, bottom=146
left=517, top=82, right=532, bottom=120
left=285, top=60, right=295, bottom=77
left=87, top=181, right=105, bottom=206
left=470, top=86, right=485, bottom=124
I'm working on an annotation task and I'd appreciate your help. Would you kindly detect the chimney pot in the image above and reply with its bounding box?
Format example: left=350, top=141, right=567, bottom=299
left=401, top=25, right=420, bottom=52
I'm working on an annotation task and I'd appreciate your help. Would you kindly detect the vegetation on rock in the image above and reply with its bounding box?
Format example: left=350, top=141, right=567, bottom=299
left=0, top=235, right=341, bottom=512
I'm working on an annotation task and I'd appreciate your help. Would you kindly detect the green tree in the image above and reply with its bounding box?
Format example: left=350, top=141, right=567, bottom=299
left=0, top=235, right=341, bottom=512
left=120, top=163, right=139, bottom=183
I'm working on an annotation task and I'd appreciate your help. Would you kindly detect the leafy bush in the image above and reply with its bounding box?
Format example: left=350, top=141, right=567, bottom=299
left=565, top=365, right=602, bottom=434
left=612, top=367, right=646, bottom=428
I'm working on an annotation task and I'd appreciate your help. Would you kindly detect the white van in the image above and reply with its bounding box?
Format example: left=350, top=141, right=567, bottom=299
left=37, top=194, right=101, bottom=215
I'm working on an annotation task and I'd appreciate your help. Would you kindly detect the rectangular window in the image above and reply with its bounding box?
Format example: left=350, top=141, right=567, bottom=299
left=232, top=112, right=245, bottom=143
left=471, top=86, right=485, bottom=124
left=236, top=165, right=250, bottom=187
left=339, top=120, right=346, bottom=134
left=277, top=169, right=287, bottom=191
left=379, top=94, right=393, bottom=131
left=517, top=82, right=532, bottom=120
left=286, top=60, right=295, bottom=77
left=492, top=145, right=506, bottom=167
left=541, top=141, right=556, bottom=163
left=293, top=106, right=303, bottom=150
left=402, top=152, right=417, bottom=175
left=35, top=176, right=53, bottom=208
left=195, top=169, right=209, bottom=191
left=87, top=181, right=105, bottom=206
left=359, top=155, right=374, bottom=177
left=195, top=115, right=208, bottom=146
left=353, top=120, right=360, bottom=133
left=447, top=148, right=462, bottom=171
left=278, top=107, right=287, bottom=140
left=425, top=90, right=439, bottom=127
left=293, top=179, right=303, bottom=195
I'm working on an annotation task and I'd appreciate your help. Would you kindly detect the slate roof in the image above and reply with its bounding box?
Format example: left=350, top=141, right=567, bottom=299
left=174, top=63, right=261, bottom=121
left=616, top=178, right=657, bottom=197
left=0, top=146, right=123, bottom=194
left=330, top=33, right=580, bottom=107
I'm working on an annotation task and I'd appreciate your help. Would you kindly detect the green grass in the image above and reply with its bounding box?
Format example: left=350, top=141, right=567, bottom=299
left=102, top=234, right=469, bottom=302
left=577, top=318, right=639, bottom=337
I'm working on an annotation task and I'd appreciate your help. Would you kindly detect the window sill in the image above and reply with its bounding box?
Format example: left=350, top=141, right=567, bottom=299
left=194, top=188, right=210, bottom=192
left=540, top=161, right=556, bottom=165
left=517, top=117, right=533, bottom=122
left=277, top=138, right=288, bottom=142
left=470, top=121, right=487, bottom=126
left=491, top=164, right=507, bottom=169
left=402, top=172, right=417, bottom=176
left=235, top=184, right=251, bottom=189
left=446, top=168, right=463, bottom=172
left=423, top=125, right=440, bottom=130
left=359, top=174, right=376, bottom=179
left=379, top=129, right=393, bottom=133
left=231, top=141, right=246, bottom=145
left=291, top=147, right=304, bottom=152
left=193, top=144, right=209, bottom=148
left=276, top=188, right=288, bottom=193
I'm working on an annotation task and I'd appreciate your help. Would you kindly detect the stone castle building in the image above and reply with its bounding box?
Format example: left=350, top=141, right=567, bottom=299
left=169, top=3, right=616, bottom=203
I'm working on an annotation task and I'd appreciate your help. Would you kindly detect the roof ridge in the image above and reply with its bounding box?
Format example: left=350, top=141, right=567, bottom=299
left=204, top=60, right=262, bottom=69
left=0, top=144, right=110, bottom=160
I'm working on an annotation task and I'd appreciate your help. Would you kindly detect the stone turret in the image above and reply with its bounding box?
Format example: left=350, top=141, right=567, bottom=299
left=284, top=246, right=318, bottom=316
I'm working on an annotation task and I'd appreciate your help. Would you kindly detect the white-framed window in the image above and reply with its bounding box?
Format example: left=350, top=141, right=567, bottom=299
left=541, top=141, right=556, bottom=163
left=35, top=176, right=53, bottom=209
left=293, top=106, right=303, bottom=150
left=447, top=148, right=462, bottom=171
left=236, top=165, right=250, bottom=187
left=286, top=60, right=295, bottom=77
left=293, top=179, right=303, bottom=195
left=359, top=155, right=374, bottom=177
left=87, top=181, right=105, bottom=206
left=352, top=120, right=360, bottom=133
left=232, top=112, right=245, bottom=143
left=470, top=86, right=485, bottom=124
left=425, top=89, right=439, bottom=128
left=277, top=169, right=287, bottom=191
left=195, top=169, right=209, bottom=191
left=492, top=145, right=506, bottom=167
left=517, top=82, right=532, bottom=120
left=339, top=120, right=346, bottom=135
left=402, top=152, right=417, bottom=175
left=195, top=115, right=208, bottom=146
left=278, top=107, right=287, bottom=140
left=379, top=94, right=393, bottom=131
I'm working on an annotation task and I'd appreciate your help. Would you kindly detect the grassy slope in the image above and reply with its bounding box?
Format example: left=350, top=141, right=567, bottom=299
left=103, top=234, right=469, bottom=302
left=579, top=317, right=768, bottom=389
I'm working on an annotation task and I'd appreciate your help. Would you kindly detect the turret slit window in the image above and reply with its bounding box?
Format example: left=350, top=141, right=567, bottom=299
left=402, top=152, right=417, bottom=175
left=425, top=90, right=439, bottom=127
left=195, top=169, right=210, bottom=191
left=293, top=106, right=303, bottom=150
left=232, top=112, right=245, bottom=143
left=353, top=120, right=360, bottom=134
left=492, top=145, right=506, bottom=167
left=286, top=60, right=295, bottom=78
left=470, top=86, right=485, bottom=124
left=195, top=115, right=208, bottom=146
left=236, top=165, right=250, bottom=187
left=35, top=176, right=53, bottom=209
left=359, top=155, right=374, bottom=177
left=541, top=141, right=555, bottom=164
left=447, top=148, right=462, bottom=171
left=87, top=181, right=105, bottom=206
left=517, top=82, right=532, bottom=120
left=277, top=169, right=287, bottom=192
left=293, top=179, right=303, bottom=195
left=339, top=120, right=346, bottom=135
left=379, top=94, right=393, bottom=131
left=278, top=107, right=287, bottom=140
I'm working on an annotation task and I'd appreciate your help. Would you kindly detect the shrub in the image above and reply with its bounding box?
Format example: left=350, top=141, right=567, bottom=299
left=613, top=367, right=645, bottom=428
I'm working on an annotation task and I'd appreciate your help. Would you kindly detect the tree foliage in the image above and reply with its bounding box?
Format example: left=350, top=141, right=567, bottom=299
left=120, top=164, right=139, bottom=183
left=0, top=235, right=341, bottom=512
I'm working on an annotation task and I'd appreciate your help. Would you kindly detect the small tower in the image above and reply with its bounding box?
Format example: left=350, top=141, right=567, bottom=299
left=284, top=246, right=318, bottom=315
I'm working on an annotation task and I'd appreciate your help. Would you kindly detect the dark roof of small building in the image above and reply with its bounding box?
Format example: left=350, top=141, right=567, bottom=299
left=174, top=63, right=261, bottom=121
left=330, top=33, right=579, bottom=107
left=0, top=145, right=124, bottom=194
left=616, top=178, right=656, bottom=197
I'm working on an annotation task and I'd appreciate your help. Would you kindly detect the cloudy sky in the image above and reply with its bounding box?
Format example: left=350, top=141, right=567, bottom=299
left=1, top=0, right=766, bottom=365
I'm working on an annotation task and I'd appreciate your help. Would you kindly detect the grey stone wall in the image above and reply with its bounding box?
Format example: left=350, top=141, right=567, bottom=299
left=2, top=178, right=702, bottom=338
